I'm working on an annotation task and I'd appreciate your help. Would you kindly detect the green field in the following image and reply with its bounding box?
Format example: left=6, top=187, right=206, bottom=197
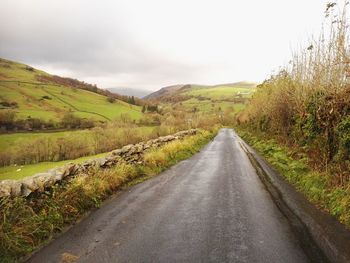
left=183, top=85, right=254, bottom=100
left=0, top=152, right=108, bottom=180
left=0, top=126, right=154, bottom=154
left=0, top=130, right=91, bottom=150
left=165, top=84, right=256, bottom=114
left=0, top=126, right=155, bottom=180
left=180, top=98, right=245, bottom=112
left=0, top=58, right=143, bottom=122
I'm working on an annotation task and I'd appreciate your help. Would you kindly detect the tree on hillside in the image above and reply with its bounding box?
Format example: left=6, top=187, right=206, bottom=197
left=128, top=96, right=136, bottom=105
left=147, top=105, right=158, bottom=113
left=107, top=96, right=115, bottom=103
left=61, top=112, right=82, bottom=129
left=0, top=110, right=16, bottom=130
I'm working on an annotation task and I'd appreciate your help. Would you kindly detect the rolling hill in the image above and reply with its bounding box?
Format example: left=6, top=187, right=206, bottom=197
left=0, top=58, right=143, bottom=122
left=143, top=84, right=187, bottom=100
left=145, top=82, right=257, bottom=113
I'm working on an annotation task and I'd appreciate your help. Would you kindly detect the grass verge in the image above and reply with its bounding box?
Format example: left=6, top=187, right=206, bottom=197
left=0, top=129, right=216, bottom=262
left=236, top=128, right=350, bottom=229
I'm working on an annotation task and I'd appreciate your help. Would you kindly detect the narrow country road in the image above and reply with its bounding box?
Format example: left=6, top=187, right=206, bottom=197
left=27, top=129, right=310, bottom=263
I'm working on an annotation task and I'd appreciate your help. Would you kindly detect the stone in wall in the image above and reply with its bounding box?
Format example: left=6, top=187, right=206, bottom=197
left=0, top=129, right=198, bottom=198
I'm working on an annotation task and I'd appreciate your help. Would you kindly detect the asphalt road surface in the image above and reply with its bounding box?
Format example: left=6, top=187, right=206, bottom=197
left=27, top=129, right=310, bottom=263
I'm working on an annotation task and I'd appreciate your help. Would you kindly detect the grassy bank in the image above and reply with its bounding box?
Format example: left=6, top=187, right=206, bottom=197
left=0, top=129, right=217, bottom=262
left=237, top=129, right=350, bottom=229
left=234, top=4, right=350, bottom=229
left=236, top=4, right=350, bottom=180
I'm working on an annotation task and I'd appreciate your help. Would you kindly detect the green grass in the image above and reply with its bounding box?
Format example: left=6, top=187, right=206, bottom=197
left=0, top=126, right=154, bottom=152
left=175, top=97, right=246, bottom=113
left=158, top=84, right=255, bottom=114
left=0, top=153, right=108, bottom=180
left=237, top=128, right=350, bottom=228
left=0, top=130, right=94, bottom=151
left=183, top=85, right=254, bottom=100
left=0, top=58, right=143, bottom=122
left=232, top=103, right=246, bottom=112
left=0, top=59, right=48, bottom=82
left=142, top=130, right=216, bottom=175
left=0, top=126, right=154, bottom=180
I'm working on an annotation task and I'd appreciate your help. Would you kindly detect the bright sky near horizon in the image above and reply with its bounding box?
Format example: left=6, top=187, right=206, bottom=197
left=0, top=0, right=334, bottom=91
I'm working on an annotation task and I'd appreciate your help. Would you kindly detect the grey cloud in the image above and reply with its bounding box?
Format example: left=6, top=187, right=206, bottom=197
left=0, top=0, right=234, bottom=90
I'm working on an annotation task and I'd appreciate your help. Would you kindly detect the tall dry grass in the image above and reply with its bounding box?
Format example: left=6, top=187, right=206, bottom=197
left=238, top=2, right=350, bottom=177
left=0, top=124, right=163, bottom=167
left=1, top=108, right=222, bottom=167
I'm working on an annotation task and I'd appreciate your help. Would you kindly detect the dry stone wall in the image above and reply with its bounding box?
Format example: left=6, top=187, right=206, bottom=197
left=0, top=129, right=198, bottom=198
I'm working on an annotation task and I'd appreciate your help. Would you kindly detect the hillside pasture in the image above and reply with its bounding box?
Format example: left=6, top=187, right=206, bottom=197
left=0, top=81, right=143, bottom=122
left=182, top=85, right=254, bottom=100
left=0, top=58, right=143, bottom=123
left=166, top=84, right=255, bottom=114
left=179, top=98, right=245, bottom=113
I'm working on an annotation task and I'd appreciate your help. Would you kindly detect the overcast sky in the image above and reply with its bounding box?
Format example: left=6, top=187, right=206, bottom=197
left=0, top=0, right=332, bottom=91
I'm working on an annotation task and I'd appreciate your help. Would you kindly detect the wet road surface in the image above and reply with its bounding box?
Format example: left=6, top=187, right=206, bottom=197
left=27, top=129, right=309, bottom=263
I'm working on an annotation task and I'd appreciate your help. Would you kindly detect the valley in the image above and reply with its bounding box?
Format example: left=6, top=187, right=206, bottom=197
left=0, top=58, right=250, bottom=182
left=1, top=2, right=350, bottom=261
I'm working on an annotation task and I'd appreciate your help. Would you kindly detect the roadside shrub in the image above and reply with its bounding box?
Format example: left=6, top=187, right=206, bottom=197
left=336, top=116, right=350, bottom=159
left=144, top=130, right=214, bottom=174
left=144, top=151, right=167, bottom=169
left=237, top=3, right=350, bottom=173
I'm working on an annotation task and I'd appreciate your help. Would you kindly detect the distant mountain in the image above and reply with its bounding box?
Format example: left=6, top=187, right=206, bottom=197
left=143, top=84, right=186, bottom=100
left=144, top=84, right=185, bottom=100
left=107, top=87, right=151, bottom=98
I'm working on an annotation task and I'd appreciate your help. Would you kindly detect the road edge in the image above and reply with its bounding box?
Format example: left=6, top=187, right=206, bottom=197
left=236, top=132, right=350, bottom=263
left=20, top=131, right=217, bottom=263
